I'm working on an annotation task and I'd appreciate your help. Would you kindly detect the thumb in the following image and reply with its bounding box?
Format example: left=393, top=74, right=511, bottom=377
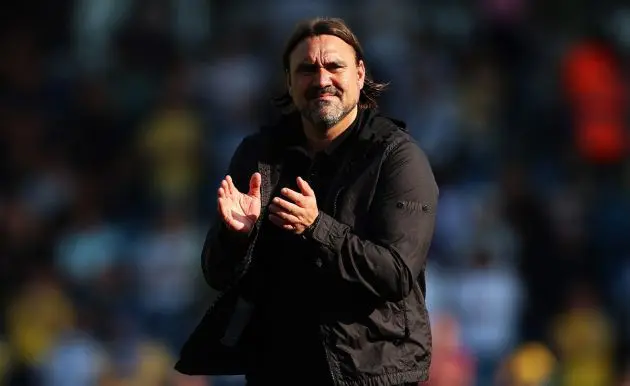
left=296, top=177, right=314, bottom=196
left=248, top=173, right=262, bottom=198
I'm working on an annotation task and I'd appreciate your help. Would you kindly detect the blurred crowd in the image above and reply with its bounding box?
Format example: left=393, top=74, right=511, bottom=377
left=2, top=0, right=630, bottom=385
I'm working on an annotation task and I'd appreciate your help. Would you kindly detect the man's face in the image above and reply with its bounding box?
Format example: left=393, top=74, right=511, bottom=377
left=287, top=35, right=365, bottom=130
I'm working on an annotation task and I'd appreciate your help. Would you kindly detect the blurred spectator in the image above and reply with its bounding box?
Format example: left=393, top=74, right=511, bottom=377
left=98, top=313, right=175, bottom=386
left=0, top=195, right=51, bottom=315
left=130, top=205, right=204, bottom=352
left=422, top=313, right=475, bottom=386
left=137, top=61, right=203, bottom=210
left=551, top=281, right=615, bottom=386
left=562, top=36, right=628, bottom=166
left=54, top=191, right=125, bottom=296
left=195, top=31, right=264, bottom=189
left=404, top=38, right=461, bottom=174
left=18, top=151, right=75, bottom=221
left=495, top=342, right=558, bottom=386
left=500, top=163, right=565, bottom=343
left=453, top=247, right=523, bottom=384
left=73, top=0, right=130, bottom=75
left=39, top=312, right=108, bottom=386
left=4, top=272, right=74, bottom=384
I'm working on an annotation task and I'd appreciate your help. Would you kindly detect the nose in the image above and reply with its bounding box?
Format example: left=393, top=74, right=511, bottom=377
left=313, top=67, right=333, bottom=88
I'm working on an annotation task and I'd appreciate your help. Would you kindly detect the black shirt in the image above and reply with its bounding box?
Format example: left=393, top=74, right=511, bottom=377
left=244, top=110, right=366, bottom=382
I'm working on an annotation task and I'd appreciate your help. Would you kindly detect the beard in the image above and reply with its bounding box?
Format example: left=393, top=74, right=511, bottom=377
left=299, top=94, right=357, bottom=131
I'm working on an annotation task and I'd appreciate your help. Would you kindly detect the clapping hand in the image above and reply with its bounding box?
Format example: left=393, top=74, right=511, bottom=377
left=269, top=177, right=319, bottom=234
left=217, top=173, right=262, bottom=233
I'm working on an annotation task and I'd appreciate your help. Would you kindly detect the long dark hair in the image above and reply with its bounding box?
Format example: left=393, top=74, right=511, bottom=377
left=273, top=17, right=388, bottom=112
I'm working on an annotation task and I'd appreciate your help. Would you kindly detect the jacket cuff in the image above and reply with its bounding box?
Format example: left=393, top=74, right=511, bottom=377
left=302, top=211, right=321, bottom=238
left=222, top=224, right=253, bottom=255
left=305, top=211, right=345, bottom=251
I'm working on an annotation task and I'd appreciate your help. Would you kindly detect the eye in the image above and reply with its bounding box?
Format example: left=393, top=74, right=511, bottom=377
left=325, top=63, right=345, bottom=72
left=296, top=63, right=317, bottom=74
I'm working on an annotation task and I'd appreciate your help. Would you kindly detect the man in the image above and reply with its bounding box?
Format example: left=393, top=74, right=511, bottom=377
left=175, top=17, right=439, bottom=386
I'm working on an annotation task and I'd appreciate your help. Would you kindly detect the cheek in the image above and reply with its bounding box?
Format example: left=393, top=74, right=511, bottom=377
left=336, top=73, right=358, bottom=94
left=294, top=78, right=312, bottom=95
left=290, top=85, right=308, bottom=104
left=338, top=79, right=359, bottom=100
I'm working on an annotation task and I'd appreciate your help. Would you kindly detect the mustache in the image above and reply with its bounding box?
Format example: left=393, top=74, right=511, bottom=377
left=306, top=86, right=340, bottom=99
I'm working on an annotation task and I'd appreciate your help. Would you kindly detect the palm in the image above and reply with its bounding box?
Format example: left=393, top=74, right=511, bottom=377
left=222, top=191, right=261, bottom=231
left=218, top=173, right=262, bottom=233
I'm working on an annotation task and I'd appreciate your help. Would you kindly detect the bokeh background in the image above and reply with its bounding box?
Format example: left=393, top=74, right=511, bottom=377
left=2, top=0, right=630, bottom=385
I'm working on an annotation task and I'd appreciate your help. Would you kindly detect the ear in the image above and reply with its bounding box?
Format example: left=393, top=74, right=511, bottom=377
left=357, top=60, right=366, bottom=90
left=286, top=71, right=292, bottom=96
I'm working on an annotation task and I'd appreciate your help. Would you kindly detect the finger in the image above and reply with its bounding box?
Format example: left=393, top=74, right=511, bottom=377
left=296, top=177, right=315, bottom=196
left=269, top=214, right=294, bottom=230
left=268, top=204, right=300, bottom=223
left=280, top=188, right=304, bottom=206
left=271, top=198, right=301, bottom=214
left=218, top=186, right=226, bottom=198
left=220, top=179, right=231, bottom=196
left=221, top=178, right=233, bottom=195
left=225, top=175, right=236, bottom=195
left=249, top=173, right=261, bottom=198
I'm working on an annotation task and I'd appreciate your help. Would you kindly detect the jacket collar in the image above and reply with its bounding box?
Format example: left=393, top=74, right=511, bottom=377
left=260, top=107, right=403, bottom=151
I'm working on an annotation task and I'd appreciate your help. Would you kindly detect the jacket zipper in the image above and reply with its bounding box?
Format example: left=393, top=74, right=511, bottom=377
left=401, top=300, right=411, bottom=340
left=331, top=187, right=344, bottom=218
left=400, top=273, right=411, bottom=340
left=306, top=158, right=339, bottom=385
left=306, top=156, right=319, bottom=186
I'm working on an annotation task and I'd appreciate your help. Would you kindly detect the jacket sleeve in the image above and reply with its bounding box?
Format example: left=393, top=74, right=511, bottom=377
left=201, top=136, right=257, bottom=291
left=305, top=139, right=439, bottom=302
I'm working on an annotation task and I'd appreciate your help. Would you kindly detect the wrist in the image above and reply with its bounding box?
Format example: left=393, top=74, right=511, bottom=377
left=302, top=211, right=321, bottom=239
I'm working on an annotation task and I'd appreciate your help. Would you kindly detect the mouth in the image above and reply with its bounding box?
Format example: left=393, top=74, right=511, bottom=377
left=311, top=94, right=337, bottom=101
left=307, top=87, right=340, bottom=101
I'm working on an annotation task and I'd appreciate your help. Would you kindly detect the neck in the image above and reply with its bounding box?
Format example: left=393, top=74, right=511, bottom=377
left=302, top=106, right=358, bottom=153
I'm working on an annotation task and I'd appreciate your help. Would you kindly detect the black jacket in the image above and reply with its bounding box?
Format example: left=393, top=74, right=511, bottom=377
left=175, top=109, right=439, bottom=386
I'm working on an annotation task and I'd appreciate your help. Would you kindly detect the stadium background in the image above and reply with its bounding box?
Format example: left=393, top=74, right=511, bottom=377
left=1, top=0, right=630, bottom=385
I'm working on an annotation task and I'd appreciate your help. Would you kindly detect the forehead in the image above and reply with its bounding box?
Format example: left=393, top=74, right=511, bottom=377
left=289, top=35, right=356, bottom=66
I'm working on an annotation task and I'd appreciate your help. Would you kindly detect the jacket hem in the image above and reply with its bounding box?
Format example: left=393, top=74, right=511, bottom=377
left=339, top=368, right=429, bottom=386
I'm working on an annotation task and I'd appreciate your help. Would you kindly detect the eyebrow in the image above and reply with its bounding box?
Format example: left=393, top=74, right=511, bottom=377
left=295, top=59, right=346, bottom=71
